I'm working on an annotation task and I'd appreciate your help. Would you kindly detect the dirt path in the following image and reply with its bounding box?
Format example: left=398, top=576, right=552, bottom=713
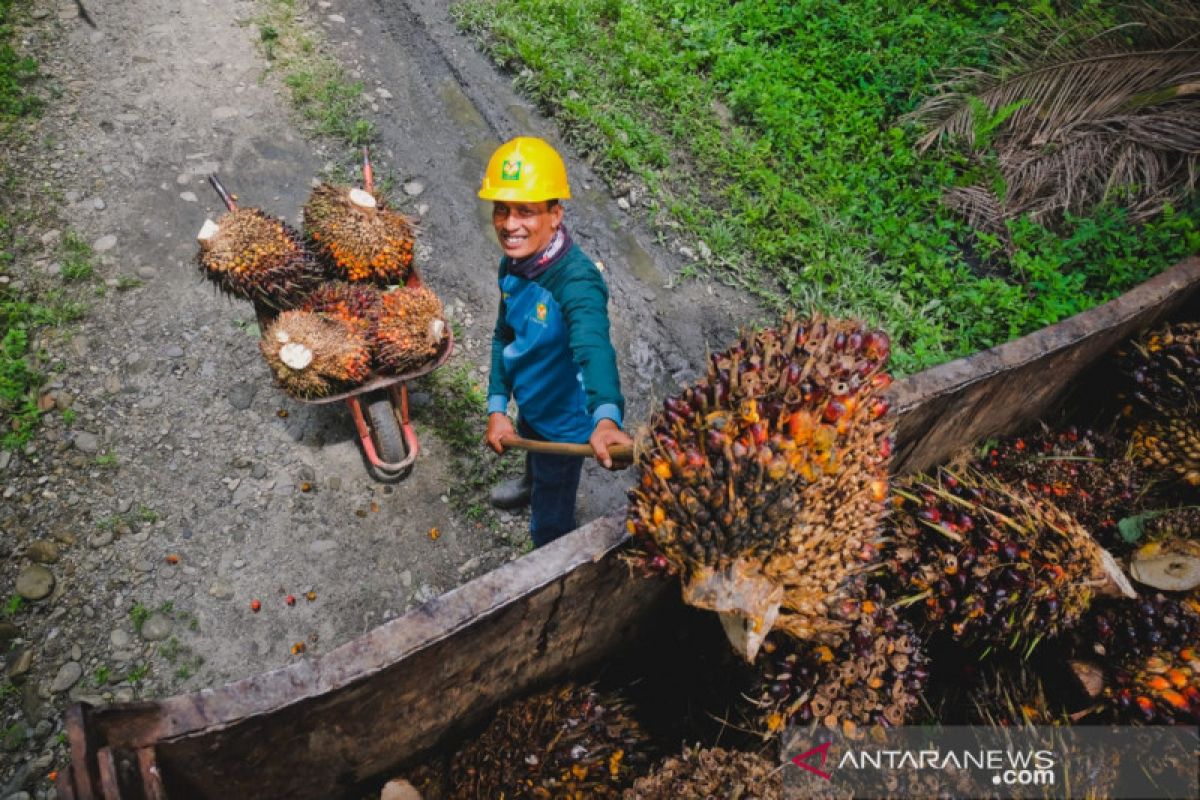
left=0, top=0, right=753, bottom=793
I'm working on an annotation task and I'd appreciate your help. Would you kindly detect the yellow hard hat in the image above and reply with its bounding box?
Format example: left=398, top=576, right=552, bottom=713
left=478, top=137, right=571, bottom=202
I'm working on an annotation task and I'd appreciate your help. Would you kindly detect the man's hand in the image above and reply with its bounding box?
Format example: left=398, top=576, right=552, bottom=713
left=485, top=412, right=516, bottom=455
left=590, top=418, right=633, bottom=470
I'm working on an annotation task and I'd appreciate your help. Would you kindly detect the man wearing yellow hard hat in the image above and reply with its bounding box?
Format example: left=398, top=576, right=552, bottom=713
left=480, top=136, right=633, bottom=548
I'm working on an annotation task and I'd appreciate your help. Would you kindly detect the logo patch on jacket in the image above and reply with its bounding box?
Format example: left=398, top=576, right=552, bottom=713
left=535, top=302, right=548, bottom=323
left=501, top=159, right=522, bottom=181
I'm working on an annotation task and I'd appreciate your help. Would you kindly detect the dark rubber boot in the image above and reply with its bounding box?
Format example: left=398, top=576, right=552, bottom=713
left=489, top=471, right=532, bottom=510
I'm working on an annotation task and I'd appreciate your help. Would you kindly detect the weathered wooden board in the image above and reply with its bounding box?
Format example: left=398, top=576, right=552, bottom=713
left=61, top=256, right=1200, bottom=799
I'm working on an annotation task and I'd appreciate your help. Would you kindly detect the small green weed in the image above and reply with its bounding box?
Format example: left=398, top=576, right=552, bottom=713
left=59, top=231, right=93, bottom=282
left=2, top=594, right=23, bottom=616
left=1, top=723, right=26, bottom=749
left=115, top=275, right=142, bottom=291
left=138, top=504, right=159, bottom=523
left=0, top=680, right=16, bottom=699
left=158, top=636, right=180, bottom=663
left=94, top=452, right=117, bottom=468
left=128, top=602, right=150, bottom=634
left=60, top=407, right=76, bottom=426
left=92, top=665, right=111, bottom=687
left=126, top=664, right=149, bottom=683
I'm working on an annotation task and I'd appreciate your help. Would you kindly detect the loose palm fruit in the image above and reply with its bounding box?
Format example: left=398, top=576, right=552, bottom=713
left=1110, top=647, right=1200, bottom=724
left=196, top=208, right=322, bottom=309
left=300, top=280, right=382, bottom=332
left=259, top=310, right=371, bottom=398
left=884, top=469, right=1132, bottom=652
left=303, top=183, right=414, bottom=284
left=626, top=746, right=781, bottom=800
left=370, top=286, right=447, bottom=373
left=626, top=315, right=895, bottom=655
left=1117, top=321, right=1200, bottom=412
left=1071, top=594, right=1200, bottom=663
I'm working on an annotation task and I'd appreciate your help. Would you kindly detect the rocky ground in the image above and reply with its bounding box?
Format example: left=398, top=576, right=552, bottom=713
left=0, top=0, right=754, bottom=795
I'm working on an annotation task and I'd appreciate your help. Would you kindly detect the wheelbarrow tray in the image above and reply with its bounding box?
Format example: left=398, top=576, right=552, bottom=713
left=60, top=257, right=1200, bottom=799
left=288, top=328, right=454, bottom=405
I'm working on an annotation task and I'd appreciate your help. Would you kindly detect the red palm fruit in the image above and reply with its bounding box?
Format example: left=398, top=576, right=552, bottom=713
left=197, top=207, right=323, bottom=309
left=303, top=183, right=415, bottom=284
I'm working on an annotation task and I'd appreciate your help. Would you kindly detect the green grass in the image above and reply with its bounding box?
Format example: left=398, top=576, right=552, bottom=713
left=0, top=0, right=41, bottom=125
left=252, top=0, right=375, bottom=146
left=92, top=664, right=112, bottom=687
left=60, top=231, right=94, bottom=281
left=128, top=601, right=150, bottom=634
left=2, top=594, right=23, bottom=616
left=452, top=0, right=1199, bottom=374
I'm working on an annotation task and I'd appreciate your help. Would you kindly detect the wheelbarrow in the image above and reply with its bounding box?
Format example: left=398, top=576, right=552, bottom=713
left=206, top=153, right=453, bottom=481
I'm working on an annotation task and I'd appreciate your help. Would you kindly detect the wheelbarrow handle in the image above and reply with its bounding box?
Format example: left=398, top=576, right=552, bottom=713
left=501, top=436, right=634, bottom=467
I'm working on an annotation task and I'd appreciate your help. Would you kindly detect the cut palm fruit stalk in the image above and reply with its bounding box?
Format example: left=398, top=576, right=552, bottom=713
left=625, top=315, right=895, bottom=660
left=259, top=310, right=371, bottom=399
left=885, top=469, right=1133, bottom=654
left=1130, top=537, right=1200, bottom=591
left=196, top=176, right=322, bottom=310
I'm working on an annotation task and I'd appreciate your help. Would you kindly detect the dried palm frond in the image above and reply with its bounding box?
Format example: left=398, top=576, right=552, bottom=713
left=908, top=2, right=1200, bottom=229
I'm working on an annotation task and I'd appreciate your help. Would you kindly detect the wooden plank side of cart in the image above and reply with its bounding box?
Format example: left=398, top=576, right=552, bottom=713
left=61, top=257, right=1200, bottom=799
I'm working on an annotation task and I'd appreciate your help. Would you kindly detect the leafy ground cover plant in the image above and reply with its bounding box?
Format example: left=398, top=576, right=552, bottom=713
left=452, top=0, right=1199, bottom=374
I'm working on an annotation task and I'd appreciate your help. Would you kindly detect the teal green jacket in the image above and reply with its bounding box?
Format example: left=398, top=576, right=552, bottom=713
left=487, top=244, right=624, bottom=443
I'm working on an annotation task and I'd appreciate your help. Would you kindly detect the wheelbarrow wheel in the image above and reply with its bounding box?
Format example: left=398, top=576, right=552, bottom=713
left=366, top=392, right=406, bottom=467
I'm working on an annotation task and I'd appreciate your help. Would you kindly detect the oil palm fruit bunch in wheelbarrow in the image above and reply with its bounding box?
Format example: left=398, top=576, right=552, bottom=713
left=626, top=746, right=782, bottom=800
left=976, top=425, right=1148, bottom=554
left=259, top=310, right=371, bottom=399
left=370, top=285, right=447, bottom=373
left=753, top=579, right=928, bottom=738
left=1117, top=320, right=1200, bottom=412
left=1130, top=413, right=1200, bottom=490
left=884, top=469, right=1134, bottom=654
left=300, top=280, right=382, bottom=332
left=407, top=683, right=650, bottom=799
left=196, top=206, right=323, bottom=310
left=303, top=182, right=415, bottom=284
left=625, top=315, right=895, bottom=661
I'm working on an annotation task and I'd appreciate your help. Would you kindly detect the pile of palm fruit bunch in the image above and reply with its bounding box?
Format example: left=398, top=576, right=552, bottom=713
left=625, top=314, right=896, bottom=658
left=1117, top=320, right=1200, bottom=494
left=195, top=205, right=324, bottom=310
left=402, top=683, right=652, bottom=799
left=623, top=746, right=781, bottom=800
left=195, top=169, right=447, bottom=400
left=302, top=182, right=415, bottom=284
left=752, top=577, right=928, bottom=738
left=883, top=468, right=1133, bottom=654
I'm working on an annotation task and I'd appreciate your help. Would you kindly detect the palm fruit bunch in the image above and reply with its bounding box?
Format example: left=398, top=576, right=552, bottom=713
left=196, top=208, right=322, bottom=309
left=303, top=183, right=415, bottom=284
left=370, top=286, right=447, bottom=374
left=435, top=683, right=650, bottom=799
left=754, top=580, right=928, bottom=738
left=885, top=469, right=1132, bottom=652
left=625, top=315, right=895, bottom=657
left=1117, top=321, right=1200, bottom=411
left=1130, top=414, right=1200, bottom=489
left=1109, top=646, right=1200, bottom=724
left=624, top=746, right=781, bottom=800
left=1140, top=505, right=1200, bottom=540
left=299, top=280, right=382, bottom=333
left=259, top=310, right=371, bottom=398
left=976, top=425, right=1147, bottom=553
left=1071, top=594, right=1200, bottom=662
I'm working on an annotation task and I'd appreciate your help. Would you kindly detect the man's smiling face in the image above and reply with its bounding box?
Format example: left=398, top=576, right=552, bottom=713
left=491, top=200, right=563, bottom=260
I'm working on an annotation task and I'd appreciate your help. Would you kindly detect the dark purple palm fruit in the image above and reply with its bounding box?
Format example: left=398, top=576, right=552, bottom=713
left=1116, top=321, right=1200, bottom=412
left=884, top=469, right=1133, bottom=654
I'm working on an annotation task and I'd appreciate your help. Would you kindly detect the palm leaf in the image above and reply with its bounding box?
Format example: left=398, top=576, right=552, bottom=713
left=909, top=2, right=1200, bottom=230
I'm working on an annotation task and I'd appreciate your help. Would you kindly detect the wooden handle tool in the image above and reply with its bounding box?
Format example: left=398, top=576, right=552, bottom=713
left=501, top=436, right=634, bottom=468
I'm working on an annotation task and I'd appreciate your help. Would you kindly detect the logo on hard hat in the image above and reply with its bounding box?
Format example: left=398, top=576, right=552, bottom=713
left=501, top=159, right=522, bottom=181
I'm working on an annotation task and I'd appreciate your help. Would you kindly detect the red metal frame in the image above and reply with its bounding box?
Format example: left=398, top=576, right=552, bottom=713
left=347, top=383, right=421, bottom=474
